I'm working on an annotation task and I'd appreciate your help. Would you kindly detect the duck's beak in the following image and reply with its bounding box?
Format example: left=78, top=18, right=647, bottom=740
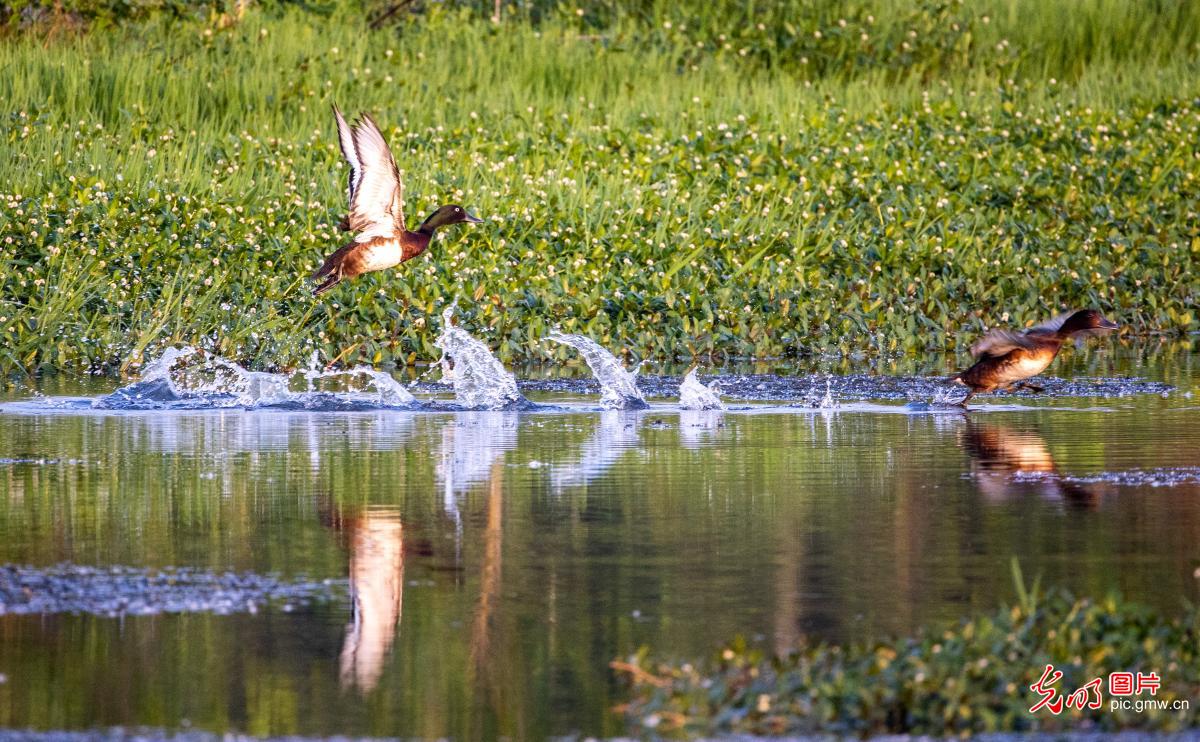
left=463, top=211, right=484, bottom=224
left=1099, top=317, right=1119, bottom=330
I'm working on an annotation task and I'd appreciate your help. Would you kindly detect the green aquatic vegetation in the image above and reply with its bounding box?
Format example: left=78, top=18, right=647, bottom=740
left=0, top=3, right=1198, bottom=375
left=614, top=587, right=1200, bottom=736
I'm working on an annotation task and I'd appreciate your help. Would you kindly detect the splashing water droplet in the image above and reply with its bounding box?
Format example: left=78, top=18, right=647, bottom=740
left=434, top=306, right=526, bottom=410
left=930, top=385, right=968, bottom=406
left=802, top=377, right=838, bottom=409
left=545, top=331, right=647, bottom=409
left=139, top=346, right=200, bottom=386
left=355, top=367, right=417, bottom=407
left=819, top=379, right=836, bottom=409
left=679, top=368, right=725, bottom=411
left=96, top=347, right=415, bottom=410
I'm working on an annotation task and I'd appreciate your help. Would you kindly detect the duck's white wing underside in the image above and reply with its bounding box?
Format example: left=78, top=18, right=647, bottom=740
left=970, top=328, right=1038, bottom=359
left=346, top=113, right=405, bottom=243
left=333, top=106, right=362, bottom=206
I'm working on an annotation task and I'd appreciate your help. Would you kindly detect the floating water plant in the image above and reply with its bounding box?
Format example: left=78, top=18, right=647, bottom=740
left=614, top=588, right=1200, bottom=736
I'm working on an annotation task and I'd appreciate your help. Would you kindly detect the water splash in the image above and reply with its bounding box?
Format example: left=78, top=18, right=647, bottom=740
left=803, top=378, right=838, bottom=409
left=545, top=331, right=647, bottom=409
left=929, top=384, right=969, bottom=407
left=95, top=347, right=417, bottom=411
left=139, top=346, right=199, bottom=388
left=678, top=368, right=725, bottom=411
left=434, top=306, right=527, bottom=410
left=204, top=357, right=293, bottom=407
left=819, top=379, right=836, bottom=408
left=98, top=346, right=201, bottom=406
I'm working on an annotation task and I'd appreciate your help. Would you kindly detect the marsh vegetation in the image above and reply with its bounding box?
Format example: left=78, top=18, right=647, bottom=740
left=1, top=0, right=1198, bottom=374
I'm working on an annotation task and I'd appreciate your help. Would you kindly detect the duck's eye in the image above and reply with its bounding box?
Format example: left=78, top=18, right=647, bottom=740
left=455, top=207, right=461, bottom=212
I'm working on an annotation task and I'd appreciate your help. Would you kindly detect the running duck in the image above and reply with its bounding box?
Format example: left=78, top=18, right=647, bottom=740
left=952, top=309, right=1119, bottom=406
left=312, top=105, right=482, bottom=296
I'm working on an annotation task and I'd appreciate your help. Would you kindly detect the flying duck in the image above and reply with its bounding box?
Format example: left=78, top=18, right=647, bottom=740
left=952, top=309, right=1119, bottom=406
left=312, top=105, right=482, bottom=296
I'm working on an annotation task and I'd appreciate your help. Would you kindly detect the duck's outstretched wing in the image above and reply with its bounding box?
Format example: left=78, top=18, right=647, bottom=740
left=1026, top=311, right=1074, bottom=335
left=970, top=328, right=1038, bottom=359
left=346, top=113, right=405, bottom=243
left=333, top=105, right=362, bottom=209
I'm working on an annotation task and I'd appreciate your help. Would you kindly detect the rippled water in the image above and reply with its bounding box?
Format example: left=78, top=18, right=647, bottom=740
left=0, top=349, right=1198, bottom=738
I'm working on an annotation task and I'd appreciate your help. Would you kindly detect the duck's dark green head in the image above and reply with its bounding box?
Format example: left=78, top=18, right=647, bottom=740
left=1059, top=309, right=1119, bottom=335
left=419, top=204, right=483, bottom=232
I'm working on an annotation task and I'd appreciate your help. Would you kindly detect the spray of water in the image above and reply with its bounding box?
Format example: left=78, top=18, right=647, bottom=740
left=139, top=346, right=200, bottom=389
left=545, top=331, right=647, bottom=409
left=930, top=385, right=970, bottom=406
left=434, top=306, right=527, bottom=410
left=802, top=378, right=838, bottom=409
left=97, top=346, right=416, bottom=410
left=678, top=368, right=725, bottom=411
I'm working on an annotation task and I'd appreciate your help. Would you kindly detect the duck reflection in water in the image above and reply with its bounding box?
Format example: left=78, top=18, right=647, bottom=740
left=338, top=508, right=405, bottom=692
left=959, top=421, right=1099, bottom=509
left=328, top=414, right=517, bottom=696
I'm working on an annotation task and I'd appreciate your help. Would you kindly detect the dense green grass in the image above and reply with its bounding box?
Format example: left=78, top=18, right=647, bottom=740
left=615, top=579, right=1200, bottom=735
left=1, top=0, right=1198, bottom=374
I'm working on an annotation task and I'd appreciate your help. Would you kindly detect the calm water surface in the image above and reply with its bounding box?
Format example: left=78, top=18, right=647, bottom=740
left=0, top=350, right=1198, bottom=738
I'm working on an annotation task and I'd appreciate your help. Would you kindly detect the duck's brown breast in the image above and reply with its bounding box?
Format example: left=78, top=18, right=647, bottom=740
left=959, top=342, right=1060, bottom=391
left=994, top=346, right=1058, bottom=383
left=400, top=231, right=432, bottom=262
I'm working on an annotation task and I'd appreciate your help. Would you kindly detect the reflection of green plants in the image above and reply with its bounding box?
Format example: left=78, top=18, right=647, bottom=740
left=616, top=589, right=1200, bottom=736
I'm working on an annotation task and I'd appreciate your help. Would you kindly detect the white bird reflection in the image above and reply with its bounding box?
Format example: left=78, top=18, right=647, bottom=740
left=339, top=508, right=405, bottom=693
left=551, top=411, right=643, bottom=491
left=331, top=413, right=519, bottom=695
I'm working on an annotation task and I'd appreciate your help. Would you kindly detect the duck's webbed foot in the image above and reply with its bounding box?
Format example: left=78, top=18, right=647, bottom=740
left=1015, top=381, right=1045, bottom=394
